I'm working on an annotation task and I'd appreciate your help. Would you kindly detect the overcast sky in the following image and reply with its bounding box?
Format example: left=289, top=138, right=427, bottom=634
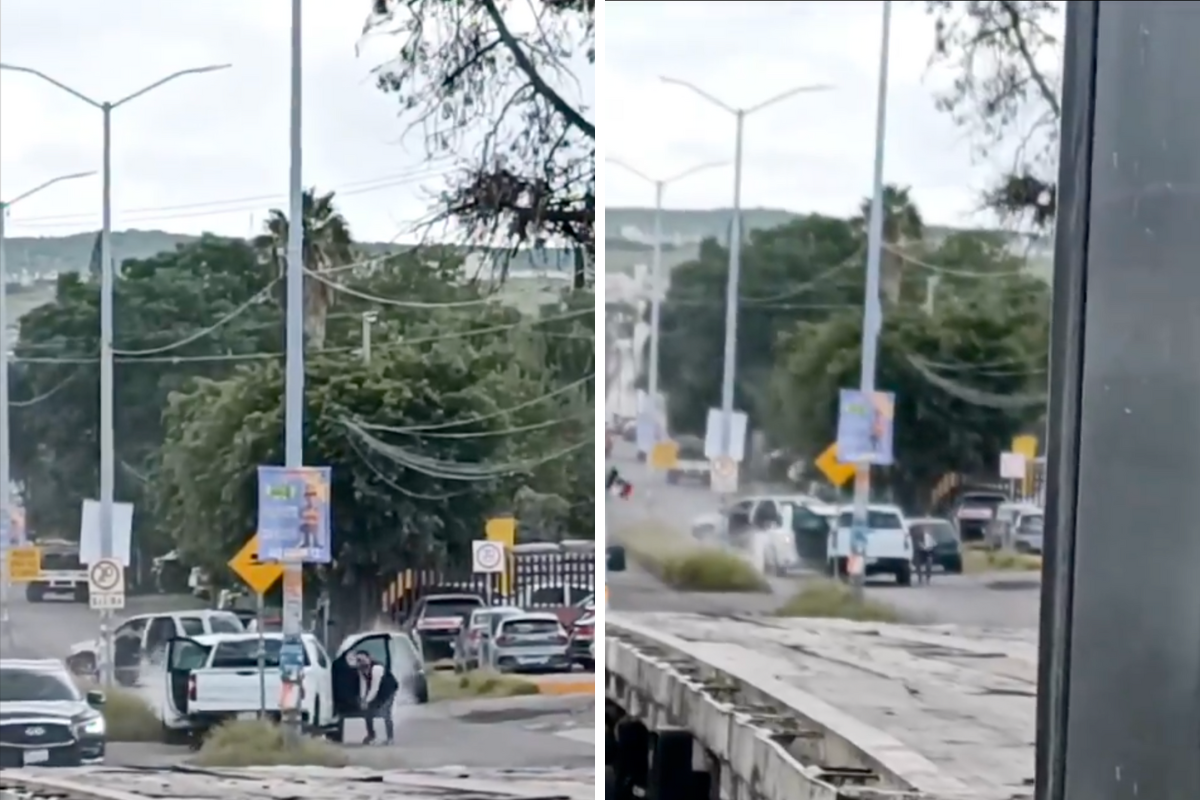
left=1, top=1, right=592, bottom=245
left=604, top=1, right=1061, bottom=228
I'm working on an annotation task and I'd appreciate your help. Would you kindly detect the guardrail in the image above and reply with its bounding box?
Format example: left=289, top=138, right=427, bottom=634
left=605, top=615, right=1014, bottom=800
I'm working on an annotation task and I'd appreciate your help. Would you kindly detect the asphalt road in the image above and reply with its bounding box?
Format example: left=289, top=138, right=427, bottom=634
left=608, top=442, right=1042, bottom=629
left=2, top=590, right=594, bottom=769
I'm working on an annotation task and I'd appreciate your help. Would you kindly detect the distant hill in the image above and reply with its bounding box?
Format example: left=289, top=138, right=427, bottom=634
left=2, top=229, right=579, bottom=280
left=603, top=206, right=1053, bottom=278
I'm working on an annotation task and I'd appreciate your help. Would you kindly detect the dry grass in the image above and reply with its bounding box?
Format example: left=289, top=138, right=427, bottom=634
left=612, top=521, right=769, bottom=593
left=963, top=548, right=1042, bottom=573
left=775, top=580, right=904, bottom=623
left=428, top=670, right=541, bottom=700
left=72, top=680, right=162, bottom=743
left=193, top=718, right=348, bottom=767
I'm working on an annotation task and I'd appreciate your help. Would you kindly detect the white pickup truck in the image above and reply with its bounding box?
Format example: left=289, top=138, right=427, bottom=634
left=161, top=629, right=428, bottom=743
left=826, top=504, right=913, bottom=585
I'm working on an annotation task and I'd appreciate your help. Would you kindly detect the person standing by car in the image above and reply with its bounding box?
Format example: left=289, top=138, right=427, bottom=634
left=355, top=651, right=398, bottom=745
left=912, top=525, right=936, bottom=585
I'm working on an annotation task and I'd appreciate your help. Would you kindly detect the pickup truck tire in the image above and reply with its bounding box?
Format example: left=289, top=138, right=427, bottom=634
left=896, top=563, right=913, bottom=586
left=73, top=584, right=90, bottom=603
left=161, top=724, right=193, bottom=747
left=327, top=718, right=345, bottom=743
left=666, top=471, right=679, bottom=485
left=25, top=583, right=45, bottom=603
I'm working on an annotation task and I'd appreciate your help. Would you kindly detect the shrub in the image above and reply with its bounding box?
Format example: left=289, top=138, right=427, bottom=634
left=428, top=670, right=541, bottom=700
left=775, top=580, right=903, bottom=622
left=612, top=521, right=770, bottom=593
left=192, top=718, right=348, bottom=767
left=963, top=548, right=1042, bottom=573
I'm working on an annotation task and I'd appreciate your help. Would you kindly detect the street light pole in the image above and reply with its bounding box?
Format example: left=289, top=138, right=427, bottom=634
left=282, top=0, right=307, bottom=742
left=606, top=158, right=727, bottom=429
left=0, top=171, right=97, bottom=647
left=661, top=77, right=833, bottom=461
left=1, top=61, right=230, bottom=684
left=851, top=0, right=894, bottom=601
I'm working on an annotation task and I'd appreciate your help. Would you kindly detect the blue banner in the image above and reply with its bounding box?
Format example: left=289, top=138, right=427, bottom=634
left=836, top=389, right=896, bottom=466
left=257, top=466, right=332, bottom=563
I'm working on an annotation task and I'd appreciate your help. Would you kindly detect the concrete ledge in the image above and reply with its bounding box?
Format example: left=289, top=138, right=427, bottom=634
left=606, top=615, right=1013, bottom=800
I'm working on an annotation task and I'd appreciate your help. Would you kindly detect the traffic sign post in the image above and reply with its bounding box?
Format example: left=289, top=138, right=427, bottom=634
left=229, top=534, right=284, bottom=595
left=88, top=558, right=125, bottom=611
left=5, top=546, right=41, bottom=583
left=472, top=539, right=505, bottom=606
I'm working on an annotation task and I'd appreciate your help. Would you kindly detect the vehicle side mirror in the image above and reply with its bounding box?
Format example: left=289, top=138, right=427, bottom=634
left=86, top=689, right=105, bottom=708
left=607, top=545, right=626, bottom=573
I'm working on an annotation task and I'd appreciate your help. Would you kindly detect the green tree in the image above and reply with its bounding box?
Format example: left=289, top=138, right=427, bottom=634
left=9, top=236, right=276, bottom=554
left=253, top=188, right=355, bottom=349
left=657, top=215, right=864, bottom=436
left=851, top=184, right=925, bottom=304
left=767, top=235, right=1050, bottom=508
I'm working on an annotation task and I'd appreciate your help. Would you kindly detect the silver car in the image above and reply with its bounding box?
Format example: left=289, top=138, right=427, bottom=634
left=453, top=606, right=522, bottom=672
left=487, top=613, right=572, bottom=673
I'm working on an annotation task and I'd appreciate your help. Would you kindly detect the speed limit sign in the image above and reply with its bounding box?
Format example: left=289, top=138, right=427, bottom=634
left=471, top=540, right=505, bottom=574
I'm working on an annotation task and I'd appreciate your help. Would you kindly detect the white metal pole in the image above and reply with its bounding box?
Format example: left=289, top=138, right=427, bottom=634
left=648, top=182, right=664, bottom=425
left=282, top=0, right=306, bottom=740
left=719, top=112, right=745, bottom=459
left=850, top=0, right=894, bottom=602
left=98, top=103, right=116, bottom=685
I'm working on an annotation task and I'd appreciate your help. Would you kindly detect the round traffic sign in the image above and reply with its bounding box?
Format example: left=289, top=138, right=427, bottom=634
left=473, top=541, right=503, bottom=572
left=89, top=559, right=121, bottom=591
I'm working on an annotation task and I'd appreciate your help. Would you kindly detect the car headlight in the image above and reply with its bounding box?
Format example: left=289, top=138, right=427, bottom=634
left=76, top=715, right=106, bottom=736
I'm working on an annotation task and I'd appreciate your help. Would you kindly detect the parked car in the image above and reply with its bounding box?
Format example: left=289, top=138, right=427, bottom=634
left=486, top=613, right=573, bottom=673
left=0, top=658, right=107, bottom=768
left=906, top=517, right=963, bottom=573
left=160, top=629, right=427, bottom=744
left=666, top=435, right=711, bottom=486
left=67, top=609, right=245, bottom=686
left=453, top=606, right=522, bottom=672
left=567, top=610, right=594, bottom=671
left=407, top=593, right=486, bottom=662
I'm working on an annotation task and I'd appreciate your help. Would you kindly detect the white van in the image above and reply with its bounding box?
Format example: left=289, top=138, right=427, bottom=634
left=827, top=504, right=913, bottom=585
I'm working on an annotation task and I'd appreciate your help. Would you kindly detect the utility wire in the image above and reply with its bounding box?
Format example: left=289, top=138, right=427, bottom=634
left=373, top=373, right=592, bottom=433
left=355, top=410, right=588, bottom=439
left=6, top=370, right=79, bottom=407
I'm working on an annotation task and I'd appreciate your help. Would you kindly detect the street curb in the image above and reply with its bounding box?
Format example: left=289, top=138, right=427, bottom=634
left=531, top=675, right=595, bottom=695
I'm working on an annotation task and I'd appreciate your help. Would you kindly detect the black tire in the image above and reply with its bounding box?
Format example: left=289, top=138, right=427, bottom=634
left=666, top=471, right=679, bottom=484
left=68, top=653, right=97, bottom=679
left=25, top=583, right=45, bottom=603
left=326, top=717, right=345, bottom=743
left=579, top=659, right=595, bottom=673
left=73, top=583, right=89, bottom=603
left=945, top=558, right=964, bottom=575
left=161, top=724, right=193, bottom=747
left=896, top=563, right=913, bottom=586
left=415, top=682, right=430, bottom=704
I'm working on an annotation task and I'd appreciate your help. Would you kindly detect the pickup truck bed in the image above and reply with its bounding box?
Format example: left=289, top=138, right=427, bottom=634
left=190, top=667, right=284, bottom=715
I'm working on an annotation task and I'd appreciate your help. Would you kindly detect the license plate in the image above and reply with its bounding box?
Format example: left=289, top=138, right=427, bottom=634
left=518, top=656, right=547, bottom=665
left=23, top=749, right=50, bottom=765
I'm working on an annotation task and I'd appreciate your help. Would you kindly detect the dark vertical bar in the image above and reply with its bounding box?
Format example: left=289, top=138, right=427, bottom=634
left=1035, top=3, right=1099, bottom=798
left=1044, top=3, right=1200, bottom=798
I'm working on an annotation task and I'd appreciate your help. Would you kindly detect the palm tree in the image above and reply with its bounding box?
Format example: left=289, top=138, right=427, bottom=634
left=254, top=188, right=355, bottom=349
left=852, top=184, right=925, bottom=305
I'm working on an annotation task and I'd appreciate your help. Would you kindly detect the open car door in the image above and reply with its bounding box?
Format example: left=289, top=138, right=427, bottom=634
left=163, top=636, right=212, bottom=721
left=389, top=633, right=428, bottom=704
left=331, top=631, right=393, bottom=724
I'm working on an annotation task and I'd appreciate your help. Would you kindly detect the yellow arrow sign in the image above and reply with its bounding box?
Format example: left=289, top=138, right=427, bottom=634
left=228, top=534, right=283, bottom=595
left=815, top=443, right=856, bottom=488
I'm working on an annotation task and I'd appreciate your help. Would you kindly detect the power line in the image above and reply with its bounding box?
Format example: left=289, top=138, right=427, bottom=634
left=7, top=370, right=79, bottom=407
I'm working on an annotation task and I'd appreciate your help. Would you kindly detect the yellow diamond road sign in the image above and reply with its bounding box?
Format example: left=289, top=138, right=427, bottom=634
left=229, top=534, right=284, bottom=595
left=815, top=443, right=856, bottom=487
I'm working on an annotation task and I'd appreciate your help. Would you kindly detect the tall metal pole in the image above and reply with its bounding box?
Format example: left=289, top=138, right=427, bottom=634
left=0, top=61, right=229, bottom=685
left=606, top=158, right=727, bottom=437
left=98, top=105, right=116, bottom=678
left=850, top=0, right=893, bottom=601
left=0, top=171, right=96, bottom=649
left=660, top=77, right=833, bottom=468
left=648, top=181, right=664, bottom=420
left=282, top=0, right=306, bottom=740
left=719, top=112, right=745, bottom=458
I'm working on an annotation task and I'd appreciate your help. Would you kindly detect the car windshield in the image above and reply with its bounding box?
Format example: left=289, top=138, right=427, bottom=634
left=1018, top=515, right=1044, bottom=533
left=422, top=599, right=482, bottom=620
left=836, top=511, right=903, bottom=529
left=0, top=668, right=81, bottom=703
left=913, top=522, right=958, bottom=543
left=209, top=614, right=245, bottom=634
